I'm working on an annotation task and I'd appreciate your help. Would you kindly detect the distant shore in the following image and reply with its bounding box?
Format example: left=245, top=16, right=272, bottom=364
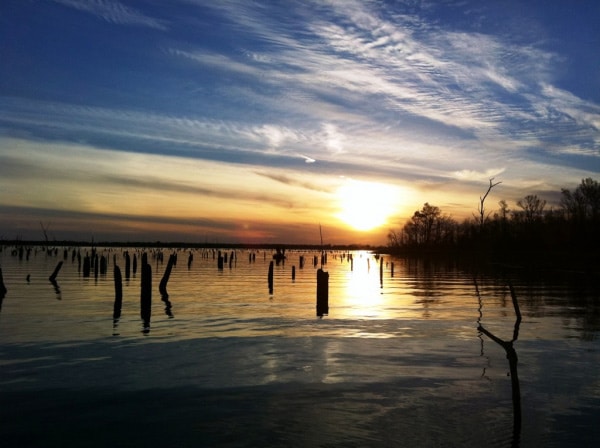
left=0, top=240, right=384, bottom=252
left=2, top=240, right=598, bottom=277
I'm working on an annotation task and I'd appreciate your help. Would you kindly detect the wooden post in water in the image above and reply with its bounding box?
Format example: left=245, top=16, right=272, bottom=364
left=217, top=251, right=224, bottom=270
left=159, top=254, right=175, bottom=296
left=82, top=256, right=91, bottom=278
left=94, top=254, right=99, bottom=279
left=140, top=253, right=152, bottom=333
left=268, top=261, right=274, bottom=294
left=292, top=266, right=296, bottom=281
left=132, top=253, right=137, bottom=275
left=113, top=265, right=122, bottom=320
left=391, top=262, right=394, bottom=278
left=316, top=268, right=329, bottom=317
left=49, top=261, right=63, bottom=283
left=159, top=253, right=175, bottom=318
left=100, top=255, right=107, bottom=275
left=379, top=257, right=383, bottom=288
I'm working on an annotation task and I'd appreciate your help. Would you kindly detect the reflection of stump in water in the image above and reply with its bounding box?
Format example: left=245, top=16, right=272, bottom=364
left=159, top=254, right=176, bottom=318
left=49, top=279, right=61, bottom=298
left=478, top=283, right=522, bottom=447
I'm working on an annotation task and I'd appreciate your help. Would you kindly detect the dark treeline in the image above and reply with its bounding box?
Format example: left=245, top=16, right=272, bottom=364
left=387, top=178, right=600, bottom=271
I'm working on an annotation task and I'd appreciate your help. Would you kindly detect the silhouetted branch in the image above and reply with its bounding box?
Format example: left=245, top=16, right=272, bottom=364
left=477, top=178, right=502, bottom=228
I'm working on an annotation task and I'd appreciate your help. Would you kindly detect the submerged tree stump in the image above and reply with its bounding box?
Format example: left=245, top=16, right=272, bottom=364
left=316, top=268, right=329, bottom=317
left=217, top=251, right=224, bottom=270
left=113, top=265, right=122, bottom=320
left=268, top=261, right=274, bottom=294
left=140, top=253, right=152, bottom=333
left=100, top=255, right=107, bottom=275
left=82, top=256, right=91, bottom=278
left=49, top=261, right=63, bottom=283
left=159, top=253, right=175, bottom=317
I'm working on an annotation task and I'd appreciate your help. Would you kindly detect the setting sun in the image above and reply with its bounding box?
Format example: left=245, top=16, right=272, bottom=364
left=336, top=180, right=399, bottom=231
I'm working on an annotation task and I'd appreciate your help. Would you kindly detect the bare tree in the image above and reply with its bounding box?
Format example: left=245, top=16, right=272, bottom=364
left=498, top=199, right=509, bottom=220
left=40, top=221, right=51, bottom=248
left=561, top=177, right=600, bottom=221
left=475, top=178, right=502, bottom=229
left=516, top=194, right=546, bottom=223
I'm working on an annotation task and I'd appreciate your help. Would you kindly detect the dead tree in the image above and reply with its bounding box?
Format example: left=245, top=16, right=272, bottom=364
left=475, top=178, right=502, bottom=229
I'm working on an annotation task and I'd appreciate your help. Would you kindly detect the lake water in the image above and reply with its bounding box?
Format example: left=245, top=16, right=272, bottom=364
left=1, top=246, right=599, bottom=447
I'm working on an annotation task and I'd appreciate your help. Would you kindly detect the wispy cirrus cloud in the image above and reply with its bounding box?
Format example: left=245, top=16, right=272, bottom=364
left=189, top=0, right=598, bottom=162
left=2, top=0, right=599, bottom=243
left=53, top=0, right=168, bottom=30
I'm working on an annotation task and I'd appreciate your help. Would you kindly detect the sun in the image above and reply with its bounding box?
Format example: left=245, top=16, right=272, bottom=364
left=336, top=180, right=399, bottom=231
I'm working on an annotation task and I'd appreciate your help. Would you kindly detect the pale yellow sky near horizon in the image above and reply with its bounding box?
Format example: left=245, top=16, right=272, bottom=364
left=1, top=137, right=589, bottom=245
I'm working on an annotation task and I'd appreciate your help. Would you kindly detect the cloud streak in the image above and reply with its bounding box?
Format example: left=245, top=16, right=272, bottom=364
left=53, top=0, right=168, bottom=30
left=1, top=0, right=599, bottom=243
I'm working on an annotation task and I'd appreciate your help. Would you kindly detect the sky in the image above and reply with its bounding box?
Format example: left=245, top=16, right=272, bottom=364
left=1, top=0, right=599, bottom=245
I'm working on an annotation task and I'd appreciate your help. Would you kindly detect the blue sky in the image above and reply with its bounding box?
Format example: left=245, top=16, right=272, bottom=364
left=1, top=0, right=599, bottom=244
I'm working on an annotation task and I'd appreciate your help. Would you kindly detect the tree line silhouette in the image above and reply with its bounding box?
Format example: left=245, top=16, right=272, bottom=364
left=387, top=178, right=600, bottom=265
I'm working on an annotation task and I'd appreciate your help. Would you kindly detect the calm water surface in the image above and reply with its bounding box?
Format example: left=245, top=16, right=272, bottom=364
left=1, top=246, right=599, bottom=447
